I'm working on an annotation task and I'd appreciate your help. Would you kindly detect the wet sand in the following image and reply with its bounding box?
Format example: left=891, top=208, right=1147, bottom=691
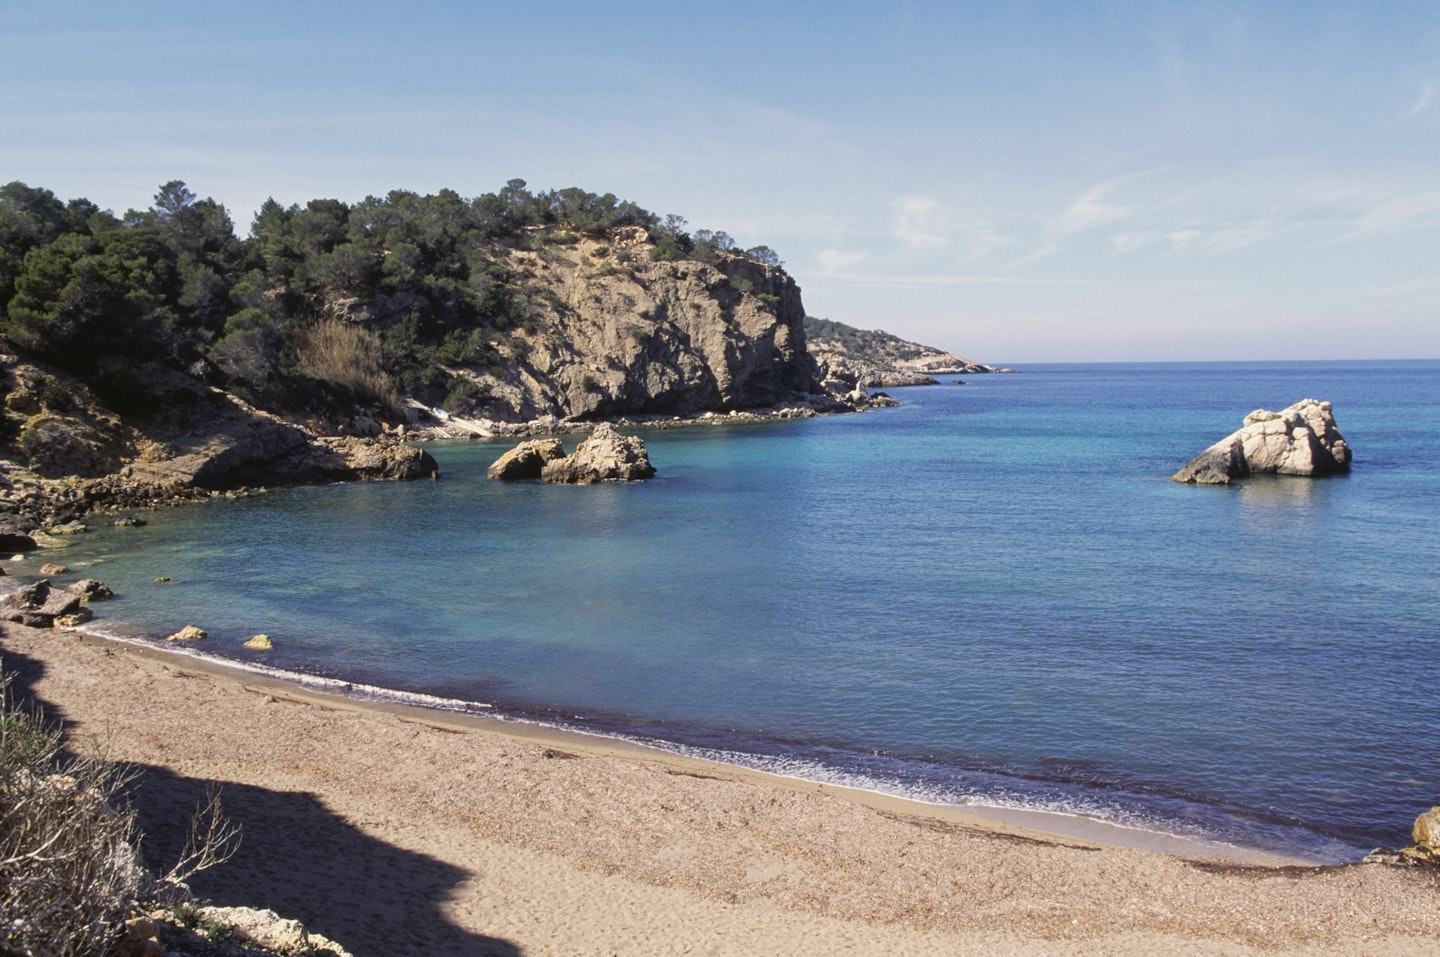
left=4, top=622, right=1437, bottom=956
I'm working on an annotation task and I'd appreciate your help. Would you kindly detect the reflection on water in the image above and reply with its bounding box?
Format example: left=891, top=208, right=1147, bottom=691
left=1235, top=474, right=1334, bottom=509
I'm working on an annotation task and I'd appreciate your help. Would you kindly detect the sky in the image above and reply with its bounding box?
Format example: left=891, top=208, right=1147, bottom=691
left=3, top=1, right=1437, bottom=363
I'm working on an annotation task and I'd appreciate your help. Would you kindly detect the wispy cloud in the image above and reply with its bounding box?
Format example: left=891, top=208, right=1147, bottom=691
left=1050, top=180, right=1135, bottom=236
left=891, top=195, right=949, bottom=247
left=816, top=249, right=869, bottom=274
left=1400, top=81, right=1434, bottom=120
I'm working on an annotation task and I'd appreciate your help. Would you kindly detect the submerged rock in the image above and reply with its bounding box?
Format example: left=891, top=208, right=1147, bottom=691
left=1171, top=398, right=1352, bottom=485
left=541, top=423, right=656, bottom=483
left=487, top=438, right=568, bottom=480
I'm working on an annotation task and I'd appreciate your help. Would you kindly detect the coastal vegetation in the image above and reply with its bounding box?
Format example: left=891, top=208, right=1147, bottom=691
left=0, top=178, right=852, bottom=527
left=0, top=179, right=803, bottom=429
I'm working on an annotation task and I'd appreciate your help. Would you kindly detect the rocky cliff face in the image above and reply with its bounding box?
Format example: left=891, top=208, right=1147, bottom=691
left=410, top=229, right=833, bottom=426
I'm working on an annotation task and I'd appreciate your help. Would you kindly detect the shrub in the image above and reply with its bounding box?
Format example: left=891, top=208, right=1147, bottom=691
left=1, top=674, right=146, bottom=955
left=290, top=317, right=400, bottom=418
left=0, top=670, right=239, bottom=957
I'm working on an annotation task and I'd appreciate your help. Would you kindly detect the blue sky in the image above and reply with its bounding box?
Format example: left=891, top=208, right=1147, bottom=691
left=3, top=2, right=1437, bottom=362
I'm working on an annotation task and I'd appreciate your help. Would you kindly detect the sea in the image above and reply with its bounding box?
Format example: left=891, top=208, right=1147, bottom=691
left=31, top=360, right=1440, bottom=863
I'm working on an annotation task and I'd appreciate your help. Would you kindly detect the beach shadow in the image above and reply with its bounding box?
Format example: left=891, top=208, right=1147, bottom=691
left=1, top=636, right=520, bottom=957
left=129, top=768, right=523, bottom=957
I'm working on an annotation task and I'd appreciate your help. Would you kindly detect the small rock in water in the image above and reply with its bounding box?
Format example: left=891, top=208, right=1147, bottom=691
left=40, top=562, right=69, bottom=575
left=244, top=634, right=273, bottom=650
left=166, top=625, right=206, bottom=642
left=68, top=578, right=114, bottom=601
left=153, top=576, right=174, bottom=583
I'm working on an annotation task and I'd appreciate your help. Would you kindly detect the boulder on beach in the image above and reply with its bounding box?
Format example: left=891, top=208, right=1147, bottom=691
left=487, top=438, right=568, bottom=480
left=540, top=423, right=656, bottom=484
left=1171, top=398, right=1352, bottom=485
left=1405, top=806, right=1440, bottom=863
left=0, top=579, right=87, bottom=627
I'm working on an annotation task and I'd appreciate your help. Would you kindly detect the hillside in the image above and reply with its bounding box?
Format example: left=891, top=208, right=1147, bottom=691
left=0, top=179, right=871, bottom=531
left=804, top=317, right=1014, bottom=387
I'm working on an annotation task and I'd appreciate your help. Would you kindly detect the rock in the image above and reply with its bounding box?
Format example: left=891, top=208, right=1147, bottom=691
left=54, top=608, right=92, bottom=627
left=68, top=578, right=114, bottom=601
left=1171, top=399, right=1352, bottom=485
left=194, top=906, right=312, bottom=956
left=488, top=438, right=568, bottom=480
left=153, top=576, right=174, bottom=583
left=1405, top=806, right=1440, bottom=862
left=541, top=423, right=656, bottom=483
left=165, top=625, right=206, bottom=642
left=244, top=633, right=273, bottom=650
left=0, top=517, right=37, bottom=552
left=39, top=562, right=69, bottom=575
left=109, top=939, right=163, bottom=957
left=0, top=579, right=80, bottom=626
left=112, top=516, right=147, bottom=527
left=47, top=520, right=88, bottom=535
left=326, top=435, right=441, bottom=481
left=282, top=435, right=441, bottom=483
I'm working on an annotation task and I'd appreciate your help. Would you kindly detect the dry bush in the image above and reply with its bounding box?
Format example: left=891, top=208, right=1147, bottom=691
left=0, top=673, right=239, bottom=957
left=290, top=317, right=399, bottom=416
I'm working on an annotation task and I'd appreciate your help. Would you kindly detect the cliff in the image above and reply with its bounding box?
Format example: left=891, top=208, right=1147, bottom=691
left=804, top=317, right=1014, bottom=388
left=401, top=227, right=838, bottom=430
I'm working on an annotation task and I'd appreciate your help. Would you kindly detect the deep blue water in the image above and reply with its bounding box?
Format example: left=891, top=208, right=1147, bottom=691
left=34, top=360, right=1440, bottom=862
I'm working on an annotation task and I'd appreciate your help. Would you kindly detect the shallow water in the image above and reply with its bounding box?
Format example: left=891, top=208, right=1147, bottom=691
left=40, top=360, right=1440, bottom=862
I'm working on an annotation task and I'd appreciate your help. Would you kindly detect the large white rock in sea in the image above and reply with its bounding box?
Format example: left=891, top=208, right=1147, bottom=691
left=1171, top=398, right=1352, bottom=485
left=541, top=423, right=655, bottom=483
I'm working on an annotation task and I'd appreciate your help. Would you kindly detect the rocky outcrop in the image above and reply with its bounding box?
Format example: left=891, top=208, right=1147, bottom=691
left=422, top=235, right=838, bottom=423
left=1171, top=399, right=1352, bottom=485
left=68, top=578, right=113, bottom=601
left=488, top=438, right=567, bottom=479
left=0, top=579, right=84, bottom=627
left=804, top=318, right=1015, bottom=389
left=541, top=424, right=655, bottom=483
left=298, top=436, right=440, bottom=482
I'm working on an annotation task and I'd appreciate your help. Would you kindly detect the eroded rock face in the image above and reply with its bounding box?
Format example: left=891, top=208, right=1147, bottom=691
left=487, top=438, right=568, bottom=480
left=1171, top=399, right=1352, bottom=485
left=438, top=241, right=832, bottom=423
left=541, top=423, right=655, bottom=483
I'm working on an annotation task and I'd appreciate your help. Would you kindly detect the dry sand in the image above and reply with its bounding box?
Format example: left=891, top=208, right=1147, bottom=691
left=3, top=623, right=1437, bottom=956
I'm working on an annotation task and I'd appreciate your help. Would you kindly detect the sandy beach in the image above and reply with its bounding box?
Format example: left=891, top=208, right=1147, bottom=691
left=3, top=622, right=1437, bottom=956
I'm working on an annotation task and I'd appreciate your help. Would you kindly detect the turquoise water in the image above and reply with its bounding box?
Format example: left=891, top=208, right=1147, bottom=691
left=37, top=361, right=1440, bottom=861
